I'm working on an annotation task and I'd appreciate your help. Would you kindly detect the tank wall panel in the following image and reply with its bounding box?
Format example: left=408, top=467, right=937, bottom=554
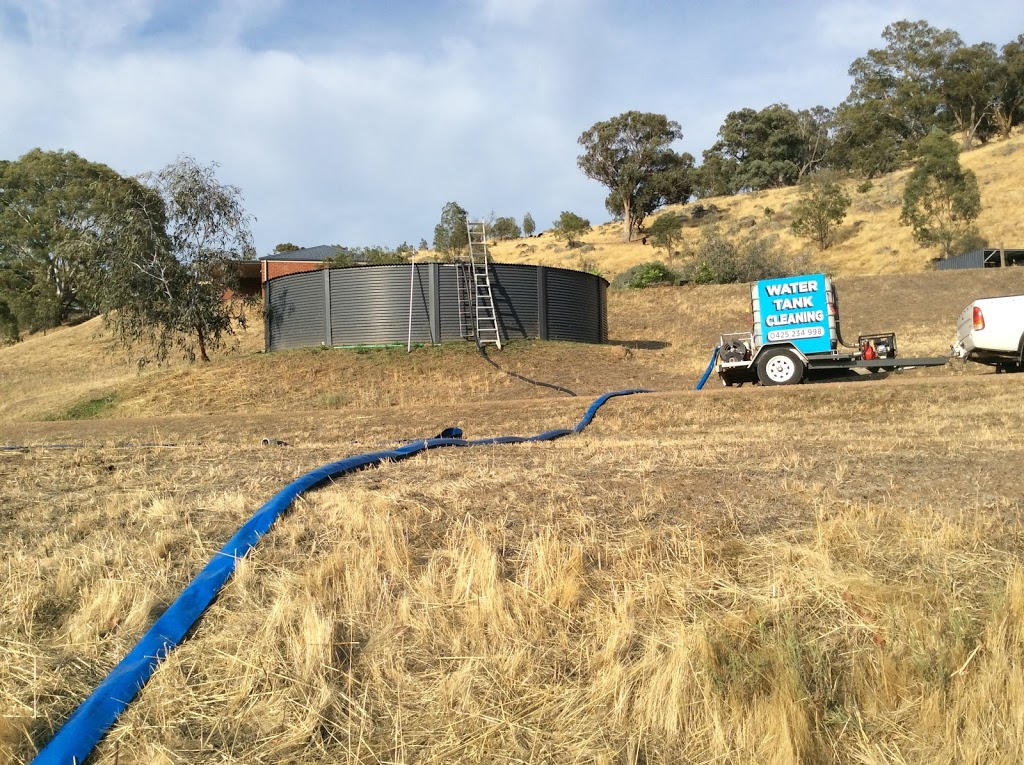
left=330, top=265, right=431, bottom=345
left=546, top=269, right=602, bottom=343
left=437, top=266, right=467, bottom=341
left=266, top=273, right=326, bottom=351
left=490, top=265, right=539, bottom=341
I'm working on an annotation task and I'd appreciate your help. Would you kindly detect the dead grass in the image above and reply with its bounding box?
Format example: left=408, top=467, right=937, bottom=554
left=2, top=378, right=1024, bottom=763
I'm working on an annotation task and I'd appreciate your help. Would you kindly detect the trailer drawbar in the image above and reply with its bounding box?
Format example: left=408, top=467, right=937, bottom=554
left=717, top=273, right=949, bottom=386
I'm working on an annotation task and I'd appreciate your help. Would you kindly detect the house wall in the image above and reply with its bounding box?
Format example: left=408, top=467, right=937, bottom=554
left=262, top=260, right=324, bottom=281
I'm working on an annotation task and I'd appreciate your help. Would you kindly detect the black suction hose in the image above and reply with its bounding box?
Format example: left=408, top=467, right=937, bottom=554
left=476, top=342, right=577, bottom=397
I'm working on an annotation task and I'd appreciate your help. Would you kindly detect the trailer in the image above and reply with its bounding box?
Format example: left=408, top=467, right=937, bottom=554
left=717, top=273, right=949, bottom=386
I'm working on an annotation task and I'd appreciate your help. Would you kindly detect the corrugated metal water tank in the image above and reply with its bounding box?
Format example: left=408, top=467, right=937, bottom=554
left=264, top=263, right=608, bottom=351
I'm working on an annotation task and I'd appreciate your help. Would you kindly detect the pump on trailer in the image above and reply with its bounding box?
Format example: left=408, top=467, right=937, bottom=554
left=717, top=273, right=949, bottom=386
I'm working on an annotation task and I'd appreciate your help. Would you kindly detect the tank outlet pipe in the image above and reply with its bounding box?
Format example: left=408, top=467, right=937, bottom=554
left=31, top=388, right=652, bottom=765
left=695, top=346, right=721, bottom=390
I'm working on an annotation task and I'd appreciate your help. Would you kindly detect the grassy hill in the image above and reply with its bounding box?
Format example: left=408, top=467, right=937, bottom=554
left=3, top=267, right=1021, bottom=432
left=488, top=131, right=1024, bottom=279
left=3, top=146, right=1024, bottom=763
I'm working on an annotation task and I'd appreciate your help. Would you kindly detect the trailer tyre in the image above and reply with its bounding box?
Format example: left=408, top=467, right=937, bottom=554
left=756, top=348, right=805, bottom=386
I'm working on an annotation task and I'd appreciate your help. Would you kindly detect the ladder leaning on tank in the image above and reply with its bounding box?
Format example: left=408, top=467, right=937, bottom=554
left=459, top=221, right=503, bottom=349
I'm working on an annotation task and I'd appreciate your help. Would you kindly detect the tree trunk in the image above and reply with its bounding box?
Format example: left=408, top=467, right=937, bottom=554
left=961, top=104, right=979, bottom=150
left=196, top=327, right=210, bottom=363
left=994, top=107, right=1014, bottom=140
left=621, top=199, right=632, bottom=242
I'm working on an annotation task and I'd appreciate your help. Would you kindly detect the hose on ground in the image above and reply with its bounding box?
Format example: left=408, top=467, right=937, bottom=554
left=31, top=388, right=651, bottom=765
left=477, top=343, right=577, bottom=396
left=695, top=345, right=721, bottom=390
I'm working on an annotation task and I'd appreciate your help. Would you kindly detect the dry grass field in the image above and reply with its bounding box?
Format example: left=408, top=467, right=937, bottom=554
left=2, top=180, right=1024, bottom=762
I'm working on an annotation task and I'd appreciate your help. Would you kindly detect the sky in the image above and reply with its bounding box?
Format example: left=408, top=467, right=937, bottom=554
left=2, top=0, right=1023, bottom=257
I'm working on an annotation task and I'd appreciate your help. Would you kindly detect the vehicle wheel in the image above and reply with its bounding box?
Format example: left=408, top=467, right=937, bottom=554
left=756, top=348, right=805, bottom=386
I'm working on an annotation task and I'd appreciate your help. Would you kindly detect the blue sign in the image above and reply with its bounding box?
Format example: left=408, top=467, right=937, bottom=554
left=755, top=273, right=833, bottom=355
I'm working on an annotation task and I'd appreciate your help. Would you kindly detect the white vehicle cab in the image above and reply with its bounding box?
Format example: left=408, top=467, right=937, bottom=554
left=952, top=294, right=1024, bottom=372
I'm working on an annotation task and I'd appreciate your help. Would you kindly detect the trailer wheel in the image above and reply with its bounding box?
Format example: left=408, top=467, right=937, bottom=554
left=756, top=348, right=805, bottom=386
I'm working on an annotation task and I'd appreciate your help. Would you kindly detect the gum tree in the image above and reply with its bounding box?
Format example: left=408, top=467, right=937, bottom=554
left=102, top=157, right=257, bottom=364
left=577, top=111, right=692, bottom=241
left=0, top=149, right=151, bottom=330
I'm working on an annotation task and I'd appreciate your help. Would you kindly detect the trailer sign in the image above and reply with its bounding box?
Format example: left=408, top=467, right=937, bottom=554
left=754, top=273, right=833, bottom=354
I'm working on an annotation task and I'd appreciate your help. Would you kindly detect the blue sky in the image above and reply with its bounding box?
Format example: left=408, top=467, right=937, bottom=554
left=2, top=0, right=1023, bottom=256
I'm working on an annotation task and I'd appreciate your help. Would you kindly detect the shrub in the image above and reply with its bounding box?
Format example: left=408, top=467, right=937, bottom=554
left=48, top=394, right=118, bottom=421
left=790, top=170, right=851, bottom=251
left=648, top=212, right=685, bottom=259
left=551, top=211, right=591, bottom=245
left=575, top=256, right=604, bottom=278
left=678, top=227, right=814, bottom=285
left=611, top=261, right=681, bottom=289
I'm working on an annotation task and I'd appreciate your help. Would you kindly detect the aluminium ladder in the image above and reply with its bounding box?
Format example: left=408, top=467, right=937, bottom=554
left=465, top=221, right=502, bottom=349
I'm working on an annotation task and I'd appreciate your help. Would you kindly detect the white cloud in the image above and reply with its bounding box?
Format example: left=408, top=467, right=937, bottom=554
left=2, top=0, right=156, bottom=49
left=3, top=0, right=1024, bottom=253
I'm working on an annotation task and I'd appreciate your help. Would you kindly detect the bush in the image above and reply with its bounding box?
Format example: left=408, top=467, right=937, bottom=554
left=551, top=211, right=591, bottom=245
left=790, top=170, right=851, bottom=251
left=648, top=212, right=685, bottom=258
left=678, top=227, right=814, bottom=285
left=611, top=261, right=681, bottom=289
left=491, top=216, right=522, bottom=240
left=575, top=256, right=604, bottom=278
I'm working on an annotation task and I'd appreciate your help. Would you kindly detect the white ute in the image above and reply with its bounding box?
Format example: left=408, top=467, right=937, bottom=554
left=952, top=295, right=1024, bottom=372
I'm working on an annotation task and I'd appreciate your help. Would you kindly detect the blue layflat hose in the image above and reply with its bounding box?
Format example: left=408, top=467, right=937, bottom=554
left=31, top=388, right=652, bottom=765
left=695, top=345, right=721, bottom=390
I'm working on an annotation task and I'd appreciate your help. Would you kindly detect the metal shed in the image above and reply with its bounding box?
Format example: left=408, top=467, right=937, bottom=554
left=937, top=248, right=1024, bottom=270
left=264, top=263, right=608, bottom=351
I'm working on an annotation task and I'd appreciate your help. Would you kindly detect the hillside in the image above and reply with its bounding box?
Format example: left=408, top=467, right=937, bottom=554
left=488, top=131, right=1024, bottom=279
left=2, top=267, right=1022, bottom=436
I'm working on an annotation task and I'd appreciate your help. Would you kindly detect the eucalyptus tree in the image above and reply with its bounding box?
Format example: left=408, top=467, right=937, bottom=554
left=0, top=149, right=152, bottom=331
left=102, top=157, right=256, bottom=364
left=578, top=111, right=693, bottom=241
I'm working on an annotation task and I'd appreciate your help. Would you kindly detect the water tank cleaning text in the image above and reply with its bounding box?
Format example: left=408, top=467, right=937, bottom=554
left=763, top=280, right=824, bottom=326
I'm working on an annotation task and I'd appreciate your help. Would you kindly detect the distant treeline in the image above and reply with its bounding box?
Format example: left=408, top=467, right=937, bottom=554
left=691, top=19, right=1024, bottom=196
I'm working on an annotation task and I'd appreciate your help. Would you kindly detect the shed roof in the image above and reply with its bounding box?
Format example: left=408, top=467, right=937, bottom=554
left=258, top=245, right=368, bottom=262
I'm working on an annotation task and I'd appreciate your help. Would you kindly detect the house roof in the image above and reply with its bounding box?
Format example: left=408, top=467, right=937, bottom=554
left=258, top=245, right=368, bottom=262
